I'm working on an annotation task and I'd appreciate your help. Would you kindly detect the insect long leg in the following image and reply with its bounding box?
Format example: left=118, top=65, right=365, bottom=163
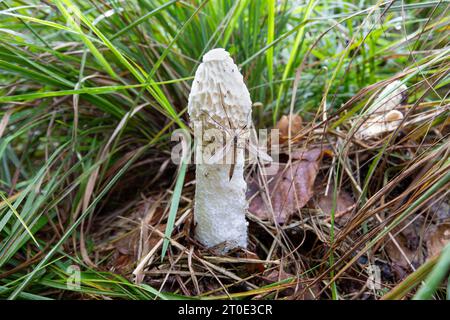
left=199, top=85, right=256, bottom=180
left=228, top=136, right=236, bottom=181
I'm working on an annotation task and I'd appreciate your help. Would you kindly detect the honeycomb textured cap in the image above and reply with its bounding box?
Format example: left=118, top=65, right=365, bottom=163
left=202, top=48, right=230, bottom=62
left=188, top=48, right=251, bottom=130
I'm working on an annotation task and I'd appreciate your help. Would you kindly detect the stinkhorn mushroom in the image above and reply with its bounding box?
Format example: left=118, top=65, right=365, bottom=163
left=188, top=48, right=251, bottom=252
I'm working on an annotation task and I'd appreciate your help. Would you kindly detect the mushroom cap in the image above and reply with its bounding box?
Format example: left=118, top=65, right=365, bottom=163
left=385, top=110, right=404, bottom=122
left=188, top=48, right=252, bottom=130
left=202, top=48, right=230, bottom=62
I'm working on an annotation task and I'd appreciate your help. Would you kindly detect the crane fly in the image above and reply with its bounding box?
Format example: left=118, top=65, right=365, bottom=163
left=201, top=84, right=272, bottom=181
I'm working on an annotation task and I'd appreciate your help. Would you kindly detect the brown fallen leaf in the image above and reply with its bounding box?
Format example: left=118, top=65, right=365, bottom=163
left=290, top=147, right=331, bottom=161
left=262, top=269, right=294, bottom=285
left=240, top=250, right=265, bottom=274
left=112, top=254, right=135, bottom=274
left=317, top=190, right=355, bottom=225
left=384, top=239, right=418, bottom=272
left=110, top=231, right=139, bottom=274
left=114, top=230, right=140, bottom=256
left=110, top=223, right=166, bottom=274
left=248, top=148, right=327, bottom=224
left=261, top=269, right=296, bottom=298
left=294, top=282, right=321, bottom=300
left=276, top=114, right=303, bottom=143
left=383, top=217, right=424, bottom=272
left=430, top=200, right=450, bottom=223
left=426, top=223, right=450, bottom=257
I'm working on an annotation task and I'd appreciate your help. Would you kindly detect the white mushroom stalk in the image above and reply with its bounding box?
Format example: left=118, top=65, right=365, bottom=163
left=188, top=48, right=251, bottom=252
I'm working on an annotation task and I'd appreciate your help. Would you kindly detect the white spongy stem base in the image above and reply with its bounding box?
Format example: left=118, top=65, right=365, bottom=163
left=194, top=162, right=248, bottom=252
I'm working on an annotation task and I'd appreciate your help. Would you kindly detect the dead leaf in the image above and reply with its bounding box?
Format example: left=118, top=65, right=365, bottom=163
left=426, top=224, right=450, bottom=257
left=383, top=217, right=424, bottom=271
left=110, top=231, right=139, bottom=274
left=115, top=232, right=139, bottom=256
left=430, top=200, right=450, bottom=223
left=294, top=282, right=321, bottom=300
left=111, top=223, right=166, bottom=274
left=290, top=147, right=323, bottom=161
left=317, top=190, right=355, bottom=225
left=276, top=114, right=302, bottom=143
left=263, top=269, right=294, bottom=283
left=240, top=250, right=265, bottom=274
left=384, top=240, right=418, bottom=272
left=248, top=148, right=326, bottom=224
left=261, top=269, right=296, bottom=298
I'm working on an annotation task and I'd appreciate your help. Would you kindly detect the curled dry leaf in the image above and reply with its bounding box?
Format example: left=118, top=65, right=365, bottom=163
left=248, top=148, right=328, bottom=224
left=275, top=114, right=303, bottom=143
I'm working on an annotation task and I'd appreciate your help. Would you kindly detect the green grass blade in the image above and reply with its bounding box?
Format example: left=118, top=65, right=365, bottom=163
left=161, top=160, right=187, bottom=262
left=413, top=243, right=450, bottom=300
left=0, top=192, right=40, bottom=247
